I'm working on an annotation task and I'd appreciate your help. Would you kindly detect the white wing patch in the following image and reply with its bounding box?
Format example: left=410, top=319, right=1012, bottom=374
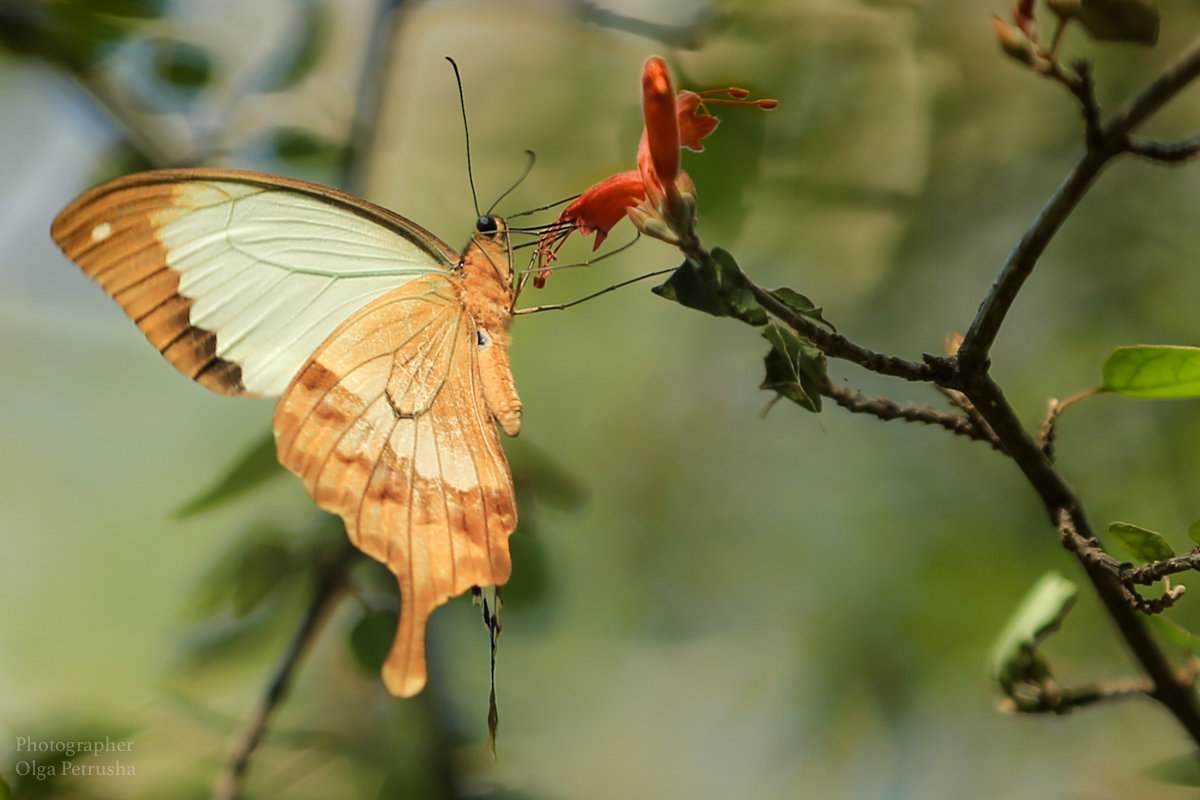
left=154, top=181, right=454, bottom=396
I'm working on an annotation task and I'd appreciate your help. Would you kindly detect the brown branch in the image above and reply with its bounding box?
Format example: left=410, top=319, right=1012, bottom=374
left=1040, top=386, right=1103, bottom=460
left=823, top=384, right=1003, bottom=448
left=1125, top=549, right=1200, bottom=586
left=212, top=542, right=356, bottom=800
left=744, top=281, right=944, bottom=384
left=957, top=35, right=1200, bottom=372
left=950, top=373, right=1200, bottom=740
left=1126, top=133, right=1200, bottom=164
left=999, top=675, right=1153, bottom=714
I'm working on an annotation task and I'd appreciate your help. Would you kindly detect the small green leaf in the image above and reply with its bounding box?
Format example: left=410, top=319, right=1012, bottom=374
left=1109, top=521, right=1176, bottom=563
left=1188, top=519, right=1200, bottom=545
left=760, top=324, right=827, bottom=413
left=86, top=0, right=167, bottom=18
left=174, top=431, right=284, bottom=517
left=0, top=774, right=10, bottom=800
left=1144, top=752, right=1200, bottom=787
left=1079, top=0, right=1159, bottom=45
left=1102, top=345, right=1200, bottom=399
left=232, top=540, right=298, bottom=617
left=507, top=439, right=587, bottom=513
left=1148, top=614, right=1200, bottom=652
left=502, top=528, right=549, bottom=611
left=271, top=127, right=347, bottom=169
left=768, top=287, right=835, bottom=331
left=989, top=571, right=1079, bottom=689
left=172, top=606, right=290, bottom=676
left=180, top=523, right=289, bottom=620
left=348, top=608, right=397, bottom=675
left=652, top=248, right=768, bottom=326
left=151, top=39, right=212, bottom=90
left=1046, top=0, right=1084, bottom=18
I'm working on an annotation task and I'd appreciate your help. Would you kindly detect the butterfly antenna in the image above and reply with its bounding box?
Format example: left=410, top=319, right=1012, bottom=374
left=446, top=56, right=482, bottom=217
left=485, top=150, right=536, bottom=216
left=509, top=193, right=581, bottom=220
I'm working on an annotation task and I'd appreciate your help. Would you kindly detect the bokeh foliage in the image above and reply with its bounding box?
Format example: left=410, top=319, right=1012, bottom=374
left=4, top=0, right=1200, bottom=798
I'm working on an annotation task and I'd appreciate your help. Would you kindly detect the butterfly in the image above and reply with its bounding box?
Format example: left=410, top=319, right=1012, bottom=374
left=51, top=168, right=522, bottom=697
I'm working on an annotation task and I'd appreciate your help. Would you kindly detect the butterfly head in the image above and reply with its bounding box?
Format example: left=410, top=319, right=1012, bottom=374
left=460, top=214, right=518, bottom=327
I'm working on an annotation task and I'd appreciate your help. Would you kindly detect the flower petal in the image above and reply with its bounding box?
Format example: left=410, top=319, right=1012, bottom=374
left=676, top=91, right=719, bottom=152
left=641, top=56, right=680, bottom=192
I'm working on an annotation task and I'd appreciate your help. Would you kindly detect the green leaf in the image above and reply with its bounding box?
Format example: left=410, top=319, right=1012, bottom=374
left=348, top=608, right=397, bottom=675
left=172, top=605, right=291, bottom=677
left=1148, top=614, right=1200, bottom=652
left=989, top=571, right=1079, bottom=689
left=174, top=431, right=284, bottom=517
left=502, top=528, right=549, bottom=611
left=271, top=127, right=348, bottom=169
left=232, top=540, right=298, bottom=617
left=768, top=287, right=835, bottom=331
left=1048, top=0, right=1158, bottom=43
left=255, top=0, right=329, bottom=91
left=1046, top=0, right=1084, bottom=18
left=180, top=523, right=289, bottom=620
left=1188, top=519, right=1200, bottom=545
left=1144, top=752, right=1200, bottom=787
left=760, top=324, right=827, bottom=413
left=151, top=39, right=212, bottom=90
left=85, top=0, right=167, bottom=18
left=652, top=248, right=768, bottom=326
left=1102, top=345, right=1200, bottom=398
left=1108, top=521, right=1176, bottom=563
left=507, top=439, right=587, bottom=513
left=1079, top=0, right=1159, bottom=45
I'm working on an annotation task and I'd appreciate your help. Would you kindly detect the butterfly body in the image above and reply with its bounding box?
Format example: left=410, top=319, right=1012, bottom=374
left=52, top=169, right=521, bottom=697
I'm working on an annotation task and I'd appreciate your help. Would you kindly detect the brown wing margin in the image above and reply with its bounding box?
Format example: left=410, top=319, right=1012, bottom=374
left=51, top=180, right=247, bottom=394
left=50, top=169, right=462, bottom=396
left=273, top=274, right=517, bottom=697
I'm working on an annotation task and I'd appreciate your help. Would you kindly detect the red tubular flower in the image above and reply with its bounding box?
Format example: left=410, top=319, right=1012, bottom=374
left=535, top=56, right=775, bottom=286
left=639, top=56, right=681, bottom=210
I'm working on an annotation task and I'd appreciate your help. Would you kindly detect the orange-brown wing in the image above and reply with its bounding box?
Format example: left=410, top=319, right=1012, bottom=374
left=273, top=273, right=516, bottom=697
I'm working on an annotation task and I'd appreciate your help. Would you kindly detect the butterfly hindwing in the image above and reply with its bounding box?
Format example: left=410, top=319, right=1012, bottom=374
left=274, top=273, right=517, bottom=697
left=51, top=169, right=460, bottom=397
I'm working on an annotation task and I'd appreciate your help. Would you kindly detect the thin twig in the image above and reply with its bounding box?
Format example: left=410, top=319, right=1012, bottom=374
left=212, top=542, right=357, bottom=800
left=957, top=35, right=1200, bottom=371
left=1125, top=549, right=1200, bottom=586
left=999, top=675, right=1153, bottom=714
left=1040, top=385, right=1103, bottom=460
left=823, top=384, right=1003, bottom=449
left=744, top=280, right=944, bottom=384
left=951, top=367, right=1200, bottom=741
left=1126, top=133, right=1200, bottom=164
left=341, top=0, right=407, bottom=196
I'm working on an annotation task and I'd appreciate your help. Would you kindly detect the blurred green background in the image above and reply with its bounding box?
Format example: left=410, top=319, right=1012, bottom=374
left=4, top=0, right=1200, bottom=797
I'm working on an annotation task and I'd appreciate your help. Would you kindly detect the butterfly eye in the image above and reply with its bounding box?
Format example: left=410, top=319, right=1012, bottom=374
left=476, top=215, right=499, bottom=234
left=477, top=329, right=492, bottom=348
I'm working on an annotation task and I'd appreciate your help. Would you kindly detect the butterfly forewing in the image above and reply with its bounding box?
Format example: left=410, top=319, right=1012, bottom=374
left=274, top=273, right=517, bottom=697
left=51, top=169, right=460, bottom=397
